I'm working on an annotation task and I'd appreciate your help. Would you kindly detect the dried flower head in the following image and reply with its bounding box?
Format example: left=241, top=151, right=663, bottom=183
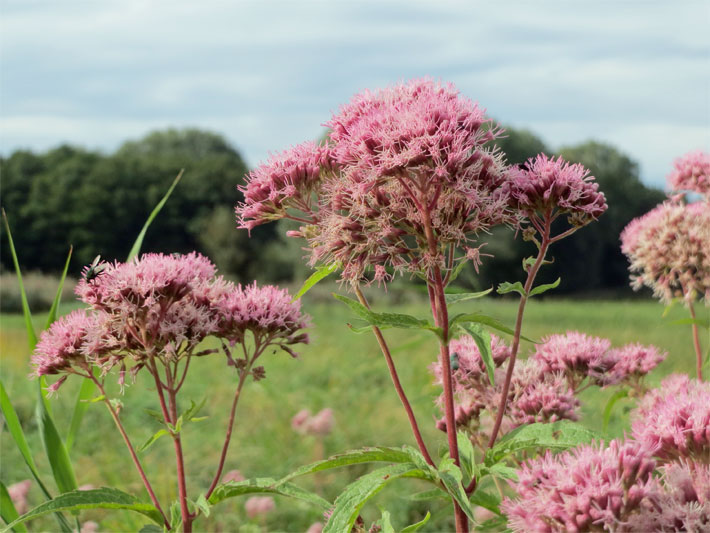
left=621, top=201, right=710, bottom=305
left=631, top=375, right=710, bottom=463
left=667, top=150, right=710, bottom=199
left=531, top=331, right=614, bottom=390
left=502, top=440, right=658, bottom=532
left=236, top=141, right=334, bottom=231
left=507, top=154, right=607, bottom=227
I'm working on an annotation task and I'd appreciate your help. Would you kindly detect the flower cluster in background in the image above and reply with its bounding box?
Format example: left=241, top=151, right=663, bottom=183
left=667, top=150, right=710, bottom=200
left=291, top=408, right=335, bottom=437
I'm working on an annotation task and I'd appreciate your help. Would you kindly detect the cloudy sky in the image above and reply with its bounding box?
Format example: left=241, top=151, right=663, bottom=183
left=1, top=0, right=709, bottom=187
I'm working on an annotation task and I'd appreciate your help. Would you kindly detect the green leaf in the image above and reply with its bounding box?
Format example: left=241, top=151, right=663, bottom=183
left=0, top=481, right=27, bottom=533
left=66, top=372, right=98, bottom=453
left=469, top=489, right=501, bottom=515
left=457, top=322, right=494, bottom=386
left=474, top=515, right=508, bottom=532
left=445, top=288, right=493, bottom=305
left=127, top=170, right=183, bottom=261
left=1, top=210, right=37, bottom=348
left=0, top=380, right=41, bottom=483
left=333, top=294, right=443, bottom=338
left=208, top=478, right=330, bottom=510
left=602, top=389, right=629, bottom=433
left=181, top=398, right=206, bottom=422
left=456, top=431, right=476, bottom=483
left=450, top=312, right=535, bottom=343
left=138, top=430, right=170, bottom=453
left=293, top=264, right=338, bottom=301
left=668, top=317, right=710, bottom=329
left=379, top=510, right=395, bottom=533
left=478, top=463, right=518, bottom=482
left=487, top=421, right=598, bottom=466
left=528, top=278, right=561, bottom=298
left=323, top=464, right=432, bottom=533
left=279, top=447, right=413, bottom=484
left=447, top=258, right=470, bottom=284
left=36, top=386, right=77, bottom=495
left=1, top=488, right=164, bottom=531
left=401, top=512, right=431, bottom=533
left=138, top=526, right=163, bottom=533
left=44, top=246, right=73, bottom=330
left=194, top=494, right=210, bottom=518
left=497, top=281, right=526, bottom=297
left=405, top=490, right=445, bottom=501
left=436, top=458, right=475, bottom=521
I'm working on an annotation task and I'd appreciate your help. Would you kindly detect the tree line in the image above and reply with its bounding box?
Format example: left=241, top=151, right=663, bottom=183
left=0, top=127, right=664, bottom=293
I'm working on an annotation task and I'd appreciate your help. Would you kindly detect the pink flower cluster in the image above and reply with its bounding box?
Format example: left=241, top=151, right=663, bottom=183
left=7, top=480, right=31, bottom=515
left=244, top=495, right=275, bottom=518
left=621, top=201, right=710, bottom=304
left=667, top=150, right=710, bottom=200
left=531, top=332, right=665, bottom=391
left=291, top=408, right=335, bottom=436
left=631, top=374, right=710, bottom=463
left=32, top=253, right=308, bottom=390
left=502, top=440, right=657, bottom=532
left=506, top=154, right=607, bottom=226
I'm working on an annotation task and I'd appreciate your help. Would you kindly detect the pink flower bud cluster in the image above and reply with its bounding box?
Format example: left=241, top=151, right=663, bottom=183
left=291, top=408, right=335, bottom=436
left=531, top=332, right=666, bottom=391
left=621, top=201, right=710, bottom=304
left=506, top=154, right=607, bottom=226
left=7, top=480, right=32, bottom=515
left=31, top=253, right=308, bottom=391
left=244, top=495, right=275, bottom=518
left=631, top=374, right=710, bottom=463
left=667, top=150, right=710, bottom=200
left=502, top=440, right=658, bottom=532
left=625, top=462, right=710, bottom=532
left=237, top=141, right=334, bottom=231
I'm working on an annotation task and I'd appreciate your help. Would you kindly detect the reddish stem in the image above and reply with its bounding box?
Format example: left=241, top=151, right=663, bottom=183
left=354, top=286, right=435, bottom=466
left=688, top=302, right=704, bottom=381
left=486, top=220, right=551, bottom=451
left=166, top=375, right=192, bottom=532
left=93, top=378, right=170, bottom=529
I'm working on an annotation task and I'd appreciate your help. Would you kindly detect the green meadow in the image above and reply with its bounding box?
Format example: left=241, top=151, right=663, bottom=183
left=0, top=291, right=704, bottom=532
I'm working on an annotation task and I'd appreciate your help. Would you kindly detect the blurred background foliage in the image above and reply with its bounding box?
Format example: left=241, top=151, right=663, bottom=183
left=0, top=125, right=664, bottom=308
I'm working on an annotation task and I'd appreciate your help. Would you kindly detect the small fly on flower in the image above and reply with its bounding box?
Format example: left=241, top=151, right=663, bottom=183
left=450, top=352, right=460, bottom=371
left=84, top=255, right=106, bottom=282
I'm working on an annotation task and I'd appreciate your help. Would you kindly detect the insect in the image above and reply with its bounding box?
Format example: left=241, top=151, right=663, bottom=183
left=84, top=255, right=107, bottom=282
left=450, top=352, right=460, bottom=371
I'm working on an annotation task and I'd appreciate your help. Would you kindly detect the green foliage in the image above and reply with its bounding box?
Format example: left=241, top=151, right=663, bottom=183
left=401, top=511, right=431, bottom=532
left=444, top=288, right=493, bottom=304
left=1, top=488, right=164, bottom=531
left=0, top=481, right=27, bottom=533
left=207, top=479, right=330, bottom=510
left=529, top=278, right=561, bottom=297
left=457, top=323, right=495, bottom=385
left=603, top=389, right=629, bottom=433
left=293, top=264, right=338, bottom=301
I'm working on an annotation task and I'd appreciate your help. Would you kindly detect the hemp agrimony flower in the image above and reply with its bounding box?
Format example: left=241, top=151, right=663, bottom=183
left=667, top=150, right=710, bottom=200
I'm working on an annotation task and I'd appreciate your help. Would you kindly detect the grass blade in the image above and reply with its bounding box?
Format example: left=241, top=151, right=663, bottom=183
left=44, top=246, right=73, bottom=330
left=65, top=372, right=97, bottom=453
left=0, top=481, right=28, bottom=533
left=1, top=210, right=37, bottom=348
left=127, top=169, right=184, bottom=261
left=36, top=386, right=78, bottom=495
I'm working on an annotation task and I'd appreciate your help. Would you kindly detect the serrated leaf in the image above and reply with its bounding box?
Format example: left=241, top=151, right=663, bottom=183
left=602, top=389, right=629, bottom=433
left=278, top=447, right=413, bottom=484
left=469, top=489, right=501, bottom=515
left=456, top=431, right=476, bottom=483
left=208, top=478, right=330, bottom=509
left=487, top=421, right=598, bottom=466
left=1, top=488, right=163, bottom=531
left=457, top=322, right=494, bottom=386
left=127, top=170, right=183, bottom=261
left=0, top=481, right=28, bottom=533
left=445, top=288, right=493, bottom=305
left=497, top=281, right=526, bottom=297
left=401, top=511, right=431, bottom=533
left=194, top=494, right=210, bottom=518
left=138, top=430, right=170, bottom=453
left=323, top=464, right=432, bottom=533
left=528, top=277, right=561, bottom=297
left=450, top=313, right=535, bottom=343
left=293, top=264, right=338, bottom=301
left=333, top=294, right=443, bottom=338
left=437, top=458, right=476, bottom=521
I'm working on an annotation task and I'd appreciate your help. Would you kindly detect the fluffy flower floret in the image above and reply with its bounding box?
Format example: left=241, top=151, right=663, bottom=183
left=603, top=343, right=666, bottom=386
left=213, top=282, right=309, bottom=352
left=32, top=309, right=94, bottom=376
left=667, top=150, right=710, bottom=199
left=631, top=375, right=710, bottom=463
left=236, top=141, right=334, bottom=230
left=621, top=201, right=710, bottom=304
left=507, top=154, right=607, bottom=226
left=502, top=440, right=658, bottom=532
left=531, top=331, right=614, bottom=390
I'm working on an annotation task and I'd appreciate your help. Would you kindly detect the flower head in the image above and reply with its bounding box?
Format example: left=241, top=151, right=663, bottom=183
left=603, top=343, right=666, bottom=386
left=621, top=201, right=710, bottom=304
left=631, top=375, right=710, bottom=463
left=507, top=154, right=607, bottom=227
left=236, top=141, right=334, bottom=231
left=502, top=440, right=657, bottom=532
left=531, top=331, right=614, bottom=390
left=32, top=310, right=94, bottom=377
left=667, top=150, right=710, bottom=199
